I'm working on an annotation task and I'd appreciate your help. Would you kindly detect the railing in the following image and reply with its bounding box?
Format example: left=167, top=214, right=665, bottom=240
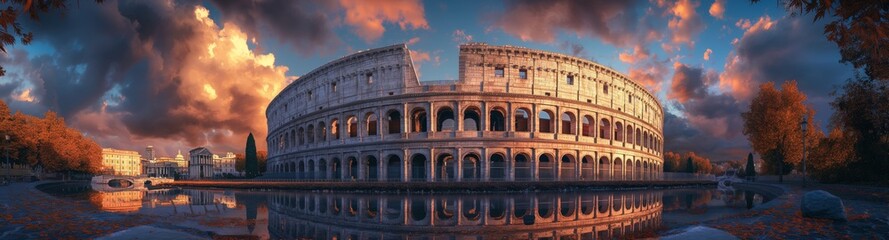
left=179, top=172, right=714, bottom=183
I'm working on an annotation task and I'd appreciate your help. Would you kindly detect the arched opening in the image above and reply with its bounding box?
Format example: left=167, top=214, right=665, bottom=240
left=613, top=194, right=623, bottom=212
left=560, top=154, right=576, bottom=180
left=332, top=158, right=342, bottom=180
left=411, top=108, right=428, bottom=132
left=514, top=197, right=531, bottom=218
left=437, top=107, right=456, bottom=131
left=581, top=195, right=594, bottom=216
left=366, top=113, right=378, bottom=136
left=331, top=119, right=340, bottom=140
left=411, top=199, right=427, bottom=221
left=561, top=112, right=576, bottom=134
left=626, top=124, right=634, bottom=144
left=537, top=196, right=553, bottom=218
left=636, top=127, right=642, bottom=145
left=627, top=159, right=635, bottom=180
left=489, top=153, right=506, bottom=180
left=614, top=122, right=623, bottom=142
left=348, top=116, right=358, bottom=138
left=410, top=154, right=427, bottom=182
left=538, top=154, right=554, bottom=180
left=636, top=160, right=643, bottom=181
left=599, top=157, right=610, bottom=180
left=385, top=199, right=402, bottom=220
left=366, top=156, right=379, bottom=180
left=307, top=160, right=315, bottom=180
left=463, top=107, right=481, bottom=131
left=298, top=161, right=305, bottom=179
left=298, top=127, right=305, bottom=145
left=435, top=154, right=456, bottom=181
left=387, top=110, right=401, bottom=134
left=436, top=199, right=456, bottom=221
left=318, top=121, right=327, bottom=142
left=560, top=197, right=576, bottom=217
left=489, top=108, right=506, bottom=131
left=366, top=199, right=379, bottom=219
left=289, top=130, right=295, bottom=148
left=347, top=157, right=359, bottom=180
left=538, top=110, right=554, bottom=133
left=462, top=153, right=480, bottom=181
left=386, top=155, right=402, bottom=181
left=514, top=154, right=532, bottom=180
left=306, top=125, right=315, bottom=143
left=462, top=198, right=481, bottom=221
left=489, top=198, right=506, bottom=220
left=599, top=119, right=611, bottom=139
left=515, top=108, right=531, bottom=132
left=318, top=159, right=327, bottom=180
left=582, top=115, right=594, bottom=137
left=581, top=155, right=594, bottom=180
left=613, top=158, right=623, bottom=180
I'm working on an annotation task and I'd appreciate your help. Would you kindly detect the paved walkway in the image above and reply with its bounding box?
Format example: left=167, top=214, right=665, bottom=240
left=702, top=181, right=889, bottom=239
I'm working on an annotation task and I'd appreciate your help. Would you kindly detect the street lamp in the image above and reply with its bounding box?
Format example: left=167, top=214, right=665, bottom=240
left=800, top=116, right=808, bottom=187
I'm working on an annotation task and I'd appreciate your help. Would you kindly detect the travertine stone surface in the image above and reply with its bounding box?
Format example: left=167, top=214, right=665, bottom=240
left=265, top=43, right=664, bottom=182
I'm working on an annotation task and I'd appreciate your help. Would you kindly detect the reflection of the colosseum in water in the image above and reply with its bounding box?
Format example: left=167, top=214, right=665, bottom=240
left=268, top=191, right=663, bottom=239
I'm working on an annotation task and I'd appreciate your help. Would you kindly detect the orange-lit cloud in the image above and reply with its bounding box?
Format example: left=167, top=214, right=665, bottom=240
left=619, top=45, right=651, bottom=64
left=12, top=88, right=35, bottom=102
left=493, top=0, right=649, bottom=46
left=709, top=0, right=725, bottom=19
left=704, top=48, right=712, bottom=60
left=338, top=0, right=429, bottom=42
left=665, top=0, right=704, bottom=46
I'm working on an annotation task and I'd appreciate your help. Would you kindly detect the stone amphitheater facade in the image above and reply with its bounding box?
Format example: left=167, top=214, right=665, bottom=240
left=265, top=43, right=664, bottom=182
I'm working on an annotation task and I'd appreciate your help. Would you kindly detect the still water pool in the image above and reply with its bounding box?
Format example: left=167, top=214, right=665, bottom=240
left=40, top=182, right=770, bottom=239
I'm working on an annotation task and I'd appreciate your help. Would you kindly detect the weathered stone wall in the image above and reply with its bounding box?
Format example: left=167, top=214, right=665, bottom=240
left=265, top=43, right=665, bottom=182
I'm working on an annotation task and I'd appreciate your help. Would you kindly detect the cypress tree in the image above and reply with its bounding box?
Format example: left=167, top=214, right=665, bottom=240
left=245, top=132, right=258, bottom=178
left=745, top=152, right=756, bottom=181
left=686, top=157, right=695, bottom=173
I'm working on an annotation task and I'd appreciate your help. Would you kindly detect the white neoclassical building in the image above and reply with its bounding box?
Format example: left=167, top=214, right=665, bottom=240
left=188, top=147, right=213, bottom=179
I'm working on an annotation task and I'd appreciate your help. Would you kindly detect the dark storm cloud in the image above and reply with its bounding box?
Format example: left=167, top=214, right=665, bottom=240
left=3, top=0, right=291, bottom=155
left=208, top=0, right=340, bottom=54
left=494, top=0, right=651, bottom=46
left=666, top=63, right=747, bottom=161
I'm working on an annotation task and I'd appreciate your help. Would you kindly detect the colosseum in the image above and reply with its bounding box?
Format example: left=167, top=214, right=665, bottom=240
left=266, top=43, right=664, bottom=182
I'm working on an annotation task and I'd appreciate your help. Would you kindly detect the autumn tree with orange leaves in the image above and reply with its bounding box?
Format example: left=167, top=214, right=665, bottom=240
left=742, top=81, right=823, bottom=181
left=664, top=151, right=713, bottom=174
left=0, top=99, right=102, bottom=174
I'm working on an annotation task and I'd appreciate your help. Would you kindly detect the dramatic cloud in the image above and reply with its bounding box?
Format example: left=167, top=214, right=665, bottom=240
left=338, top=0, right=429, bottom=42
left=2, top=1, right=291, bottom=156
left=709, top=0, right=725, bottom=19
left=665, top=62, right=747, bottom=161
left=494, top=0, right=654, bottom=46
left=664, top=0, right=704, bottom=46
left=559, top=41, right=588, bottom=58
left=209, top=0, right=340, bottom=55
left=704, top=48, right=712, bottom=60
left=719, top=16, right=852, bottom=102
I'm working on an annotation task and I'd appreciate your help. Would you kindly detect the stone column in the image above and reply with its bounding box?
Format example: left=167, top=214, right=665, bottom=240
left=456, top=101, right=463, bottom=132
left=456, top=148, right=464, bottom=182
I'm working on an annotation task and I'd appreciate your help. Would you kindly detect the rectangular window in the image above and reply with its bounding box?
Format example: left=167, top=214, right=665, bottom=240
left=567, top=75, right=574, bottom=85
left=519, top=69, right=527, bottom=79
left=332, top=82, right=337, bottom=92
left=494, top=67, right=504, bottom=78
left=366, top=73, right=373, bottom=84
left=603, top=85, right=609, bottom=94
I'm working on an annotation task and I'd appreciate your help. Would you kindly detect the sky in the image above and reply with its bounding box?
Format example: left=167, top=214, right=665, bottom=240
left=0, top=0, right=855, bottom=161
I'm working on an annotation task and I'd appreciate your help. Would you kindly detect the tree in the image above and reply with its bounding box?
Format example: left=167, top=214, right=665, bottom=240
left=808, top=128, right=855, bottom=182
left=742, top=81, right=823, bottom=174
left=752, top=0, right=888, bottom=80
left=822, top=74, right=889, bottom=182
left=664, top=152, right=682, bottom=172
left=245, top=132, right=258, bottom=178
left=686, top=157, right=695, bottom=173
left=746, top=152, right=757, bottom=181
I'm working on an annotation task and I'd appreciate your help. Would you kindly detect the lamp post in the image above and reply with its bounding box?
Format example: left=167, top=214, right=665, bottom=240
left=800, top=116, right=808, bottom=187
